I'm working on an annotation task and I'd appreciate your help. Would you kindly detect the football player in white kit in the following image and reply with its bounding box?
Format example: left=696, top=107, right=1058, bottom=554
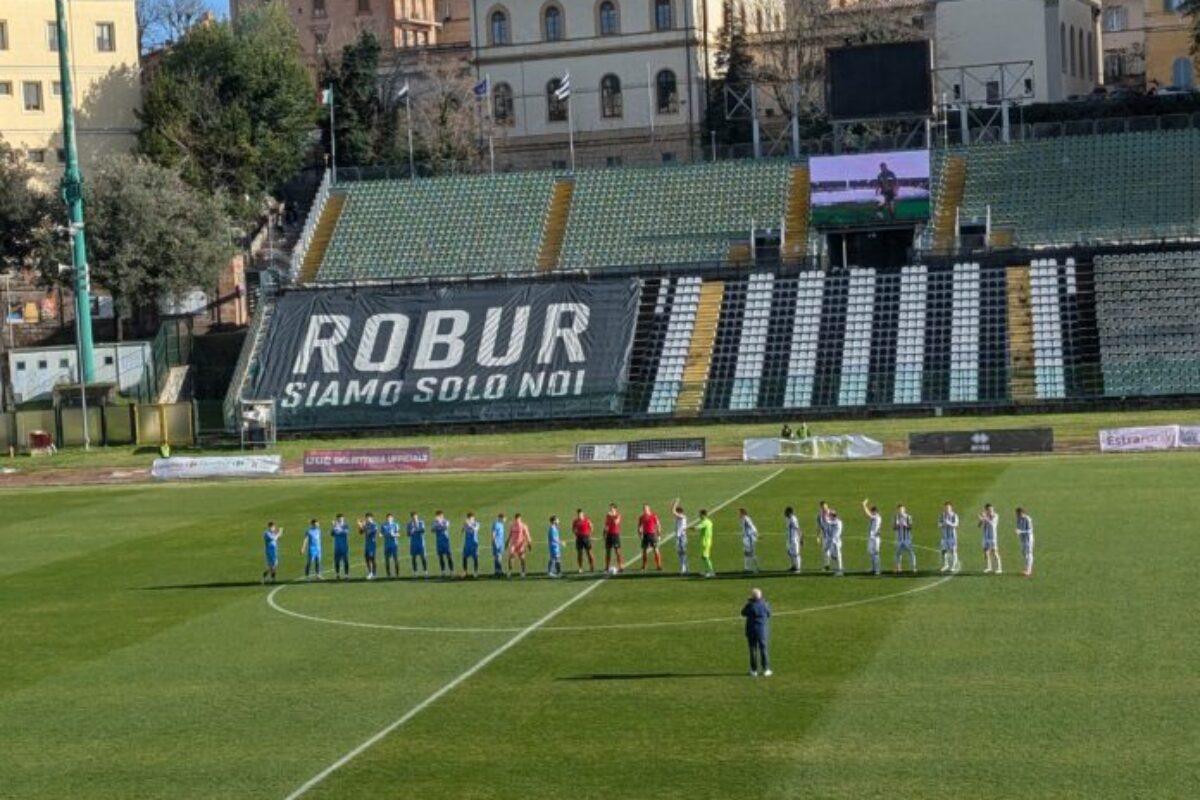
left=817, top=500, right=832, bottom=571
left=671, top=499, right=689, bottom=575
left=783, top=506, right=802, bottom=573
left=739, top=508, right=760, bottom=574
left=825, top=510, right=844, bottom=576
left=861, top=500, right=883, bottom=576
left=978, top=503, right=1002, bottom=574
left=893, top=503, right=917, bottom=573
left=1015, top=507, right=1035, bottom=577
left=939, top=501, right=961, bottom=573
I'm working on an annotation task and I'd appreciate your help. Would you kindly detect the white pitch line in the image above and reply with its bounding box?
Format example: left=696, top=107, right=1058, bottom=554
left=277, top=467, right=786, bottom=799
left=281, top=579, right=604, bottom=800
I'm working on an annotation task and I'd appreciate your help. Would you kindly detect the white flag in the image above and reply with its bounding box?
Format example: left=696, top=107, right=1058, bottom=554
left=554, top=71, right=571, bottom=101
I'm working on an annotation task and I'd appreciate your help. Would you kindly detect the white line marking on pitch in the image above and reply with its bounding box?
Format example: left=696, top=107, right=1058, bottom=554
left=278, top=467, right=785, bottom=799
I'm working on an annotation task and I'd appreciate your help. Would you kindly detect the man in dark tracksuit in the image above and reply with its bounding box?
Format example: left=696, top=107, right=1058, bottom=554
left=741, top=588, right=772, bottom=677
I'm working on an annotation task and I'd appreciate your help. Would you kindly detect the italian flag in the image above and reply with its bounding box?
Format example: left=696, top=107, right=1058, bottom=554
left=319, top=87, right=332, bottom=106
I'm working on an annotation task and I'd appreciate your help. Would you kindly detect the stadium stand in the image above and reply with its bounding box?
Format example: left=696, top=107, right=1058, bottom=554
left=317, top=172, right=557, bottom=281
left=1095, top=251, right=1200, bottom=397
left=559, top=160, right=791, bottom=269
left=956, top=130, right=1200, bottom=247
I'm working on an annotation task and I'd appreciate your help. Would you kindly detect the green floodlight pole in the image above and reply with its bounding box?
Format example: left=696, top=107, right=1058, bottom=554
left=55, top=0, right=96, bottom=385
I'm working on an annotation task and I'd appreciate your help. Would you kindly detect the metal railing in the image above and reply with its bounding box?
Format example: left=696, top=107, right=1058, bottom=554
left=288, top=169, right=333, bottom=283
left=221, top=294, right=273, bottom=430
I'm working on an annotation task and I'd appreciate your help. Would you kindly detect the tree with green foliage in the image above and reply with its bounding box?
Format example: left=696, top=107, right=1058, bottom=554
left=319, top=32, right=386, bottom=169
left=706, top=0, right=755, bottom=148
left=138, top=1, right=314, bottom=218
left=0, top=140, right=57, bottom=273
left=79, top=156, right=233, bottom=332
left=1183, top=1, right=1200, bottom=61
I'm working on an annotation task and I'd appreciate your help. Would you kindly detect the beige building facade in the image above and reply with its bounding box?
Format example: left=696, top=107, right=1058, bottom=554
left=1101, top=1, right=1196, bottom=90
left=0, top=0, right=140, bottom=181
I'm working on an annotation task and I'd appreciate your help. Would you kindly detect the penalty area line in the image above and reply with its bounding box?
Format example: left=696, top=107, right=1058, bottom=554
left=279, top=466, right=786, bottom=798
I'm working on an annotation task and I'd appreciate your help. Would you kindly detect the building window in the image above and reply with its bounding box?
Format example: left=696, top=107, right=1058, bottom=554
left=1060, top=23, right=1066, bottom=74
left=0, top=20, right=8, bottom=51
left=57, top=148, right=66, bottom=162
left=1078, top=29, right=1084, bottom=80
left=47, top=21, right=60, bottom=52
left=655, top=69, right=678, bottom=113
left=1087, top=32, right=1094, bottom=80
left=1103, top=6, right=1127, bottom=32
left=606, top=155, right=623, bottom=167
left=1164, top=0, right=1185, bottom=12
left=490, top=9, right=510, bottom=45
left=598, top=1, right=620, bottom=36
left=313, top=0, right=327, bottom=18
left=661, top=151, right=675, bottom=163
left=655, top=0, right=672, bottom=30
left=1068, top=25, right=1076, bottom=77
left=52, top=81, right=62, bottom=97
left=59, top=358, right=69, bottom=369
left=1104, top=53, right=1123, bottom=81
left=96, top=22, right=116, bottom=52
left=23, top=82, right=44, bottom=112
left=0, top=81, right=11, bottom=97
left=985, top=80, right=1001, bottom=104
left=27, top=149, right=46, bottom=164
left=493, top=82, right=514, bottom=124
left=1173, top=56, right=1195, bottom=88
left=547, top=78, right=568, bottom=121
left=104, top=355, right=115, bottom=365
left=357, top=0, right=371, bottom=13
left=37, top=359, right=48, bottom=369
left=544, top=5, right=564, bottom=41
left=600, top=73, right=622, bottom=117
left=15, top=361, right=25, bottom=371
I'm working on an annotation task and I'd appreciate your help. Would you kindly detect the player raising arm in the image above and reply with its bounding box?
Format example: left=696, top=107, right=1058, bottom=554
left=301, top=518, right=323, bottom=580
left=331, top=514, right=351, bottom=580
left=671, top=499, right=689, bottom=575
left=261, top=521, right=282, bottom=584
left=359, top=513, right=378, bottom=580
left=461, top=512, right=481, bottom=578
left=939, top=502, right=961, bottom=573
left=784, top=507, right=802, bottom=573
left=407, top=512, right=429, bottom=578
left=1015, top=507, right=1035, bottom=577
left=893, top=504, right=916, bottom=573
left=381, top=513, right=401, bottom=578
left=862, top=500, right=883, bottom=576
left=979, top=504, right=1002, bottom=575
left=433, top=510, right=454, bottom=577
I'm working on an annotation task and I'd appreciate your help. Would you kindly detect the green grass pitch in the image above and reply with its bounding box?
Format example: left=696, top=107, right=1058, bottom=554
left=2, top=453, right=1197, bottom=798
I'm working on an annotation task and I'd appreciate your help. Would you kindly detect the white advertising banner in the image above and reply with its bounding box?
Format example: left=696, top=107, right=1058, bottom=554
left=151, top=455, right=283, bottom=480
left=1097, top=426, right=1179, bottom=452
left=744, top=435, right=883, bottom=461
left=1175, top=425, right=1200, bottom=448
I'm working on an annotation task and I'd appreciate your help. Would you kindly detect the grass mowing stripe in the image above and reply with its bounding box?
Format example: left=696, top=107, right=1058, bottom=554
left=281, top=579, right=605, bottom=800
left=281, top=467, right=785, bottom=799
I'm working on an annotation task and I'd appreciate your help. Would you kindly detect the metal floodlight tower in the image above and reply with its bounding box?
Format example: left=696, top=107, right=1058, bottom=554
left=55, top=0, right=96, bottom=384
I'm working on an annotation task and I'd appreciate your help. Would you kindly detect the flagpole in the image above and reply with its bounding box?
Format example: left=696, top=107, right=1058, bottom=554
left=328, top=85, right=337, bottom=185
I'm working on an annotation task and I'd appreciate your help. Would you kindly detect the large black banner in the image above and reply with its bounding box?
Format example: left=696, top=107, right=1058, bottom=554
left=908, top=428, right=1054, bottom=456
left=252, top=281, right=640, bottom=429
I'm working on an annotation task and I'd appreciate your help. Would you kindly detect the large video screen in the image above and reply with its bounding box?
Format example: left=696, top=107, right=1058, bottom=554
left=826, top=41, right=931, bottom=120
left=809, top=150, right=931, bottom=227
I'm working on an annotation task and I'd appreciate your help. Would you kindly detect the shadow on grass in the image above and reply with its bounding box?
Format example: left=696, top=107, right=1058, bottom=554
left=557, top=671, right=743, bottom=681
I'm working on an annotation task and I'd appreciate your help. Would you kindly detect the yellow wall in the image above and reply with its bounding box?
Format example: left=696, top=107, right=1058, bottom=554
left=0, top=0, right=140, bottom=181
left=1143, top=2, right=1196, bottom=88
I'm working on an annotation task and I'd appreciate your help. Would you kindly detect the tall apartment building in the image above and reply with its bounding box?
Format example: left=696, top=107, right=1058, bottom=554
left=0, top=0, right=140, bottom=181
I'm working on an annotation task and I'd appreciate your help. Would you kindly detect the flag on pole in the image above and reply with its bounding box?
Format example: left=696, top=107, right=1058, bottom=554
left=473, top=76, right=490, bottom=97
left=319, top=86, right=332, bottom=106
left=554, top=71, right=571, bottom=101
left=395, top=81, right=409, bottom=101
